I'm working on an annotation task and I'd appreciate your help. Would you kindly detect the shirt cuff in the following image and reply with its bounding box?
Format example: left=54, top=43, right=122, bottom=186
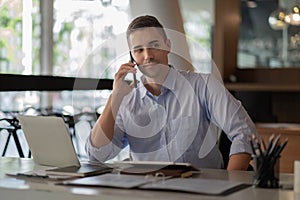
left=229, top=134, right=253, bottom=156
left=85, top=135, right=121, bottom=162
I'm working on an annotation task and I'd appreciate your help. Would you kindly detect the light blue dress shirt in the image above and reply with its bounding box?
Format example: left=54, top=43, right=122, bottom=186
left=86, top=66, right=258, bottom=169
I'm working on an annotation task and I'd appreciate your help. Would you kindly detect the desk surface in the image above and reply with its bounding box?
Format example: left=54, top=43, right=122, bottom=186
left=0, top=157, right=297, bottom=200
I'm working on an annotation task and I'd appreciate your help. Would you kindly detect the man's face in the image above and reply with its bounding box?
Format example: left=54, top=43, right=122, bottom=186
left=128, top=27, right=171, bottom=79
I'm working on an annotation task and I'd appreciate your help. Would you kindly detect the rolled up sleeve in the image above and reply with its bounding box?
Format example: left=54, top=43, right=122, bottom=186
left=85, top=124, right=127, bottom=162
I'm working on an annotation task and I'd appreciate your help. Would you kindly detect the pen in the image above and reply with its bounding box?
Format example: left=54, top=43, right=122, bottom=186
left=260, top=137, right=267, bottom=152
left=273, top=138, right=288, bottom=159
left=16, top=173, right=49, bottom=179
left=249, top=137, right=256, bottom=156
left=251, top=134, right=263, bottom=157
left=265, top=134, right=275, bottom=155
left=268, top=134, right=281, bottom=156
left=256, top=138, right=263, bottom=157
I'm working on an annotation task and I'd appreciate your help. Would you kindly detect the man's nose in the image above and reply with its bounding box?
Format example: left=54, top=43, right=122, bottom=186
left=144, top=48, right=154, bottom=61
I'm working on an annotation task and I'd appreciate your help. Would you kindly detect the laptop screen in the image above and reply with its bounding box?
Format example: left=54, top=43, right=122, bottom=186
left=18, top=115, right=80, bottom=167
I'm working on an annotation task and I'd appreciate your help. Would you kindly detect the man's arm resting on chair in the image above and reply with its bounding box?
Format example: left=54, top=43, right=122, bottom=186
left=227, top=153, right=251, bottom=171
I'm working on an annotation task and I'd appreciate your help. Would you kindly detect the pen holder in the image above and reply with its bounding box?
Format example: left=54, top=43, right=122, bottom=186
left=252, top=155, right=280, bottom=188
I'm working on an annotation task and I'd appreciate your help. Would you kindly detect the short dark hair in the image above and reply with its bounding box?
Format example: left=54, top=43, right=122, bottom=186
left=126, top=15, right=167, bottom=41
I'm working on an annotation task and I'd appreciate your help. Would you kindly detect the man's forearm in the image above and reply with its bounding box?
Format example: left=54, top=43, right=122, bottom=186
left=90, top=95, right=114, bottom=148
left=90, top=93, right=124, bottom=148
left=227, top=153, right=251, bottom=171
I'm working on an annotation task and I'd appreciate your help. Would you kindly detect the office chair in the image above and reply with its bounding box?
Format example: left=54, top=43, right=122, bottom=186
left=0, top=117, right=25, bottom=157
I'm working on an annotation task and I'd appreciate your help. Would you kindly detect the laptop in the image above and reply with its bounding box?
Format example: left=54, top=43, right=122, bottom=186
left=17, top=115, right=112, bottom=177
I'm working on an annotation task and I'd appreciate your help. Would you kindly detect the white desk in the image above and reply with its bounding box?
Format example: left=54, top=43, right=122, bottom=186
left=0, top=157, right=297, bottom=200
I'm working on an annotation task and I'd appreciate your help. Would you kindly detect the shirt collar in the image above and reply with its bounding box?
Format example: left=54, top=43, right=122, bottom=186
left=163, top=65, right=176, bottom=91
left=139, top=65, right=177, bottom=99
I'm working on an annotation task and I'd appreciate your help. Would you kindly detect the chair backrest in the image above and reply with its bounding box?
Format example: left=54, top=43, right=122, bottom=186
left=218, top=131, right=231, bottom=169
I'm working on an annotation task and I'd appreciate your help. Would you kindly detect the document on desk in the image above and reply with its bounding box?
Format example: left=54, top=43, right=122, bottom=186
left=62, top=173, right=166, bottom=189
left=62, top=173, right=249, bottom=195
left=140, top=178, right=250, bottom=195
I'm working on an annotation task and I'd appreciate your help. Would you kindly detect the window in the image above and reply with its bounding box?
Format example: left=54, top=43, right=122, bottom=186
left=0, top=0, right=214, bottom=111
left=53, top=0, right=130, bottom=78
left=0, top=0, right=40, bottom=74
left=179, top=0, right=214, bottom=73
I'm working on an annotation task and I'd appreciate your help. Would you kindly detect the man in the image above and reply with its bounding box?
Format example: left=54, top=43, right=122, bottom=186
left=86, top=15, right=257, bottom=170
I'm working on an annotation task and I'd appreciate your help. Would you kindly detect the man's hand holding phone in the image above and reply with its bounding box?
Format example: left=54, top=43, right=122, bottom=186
left=113, top=61, right=137, bottom=96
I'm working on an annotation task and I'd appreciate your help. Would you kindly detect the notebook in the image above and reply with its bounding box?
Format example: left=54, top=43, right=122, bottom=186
left=114, top=161, right=200, bottom=178
left=17, top=115, right=112, bottom=177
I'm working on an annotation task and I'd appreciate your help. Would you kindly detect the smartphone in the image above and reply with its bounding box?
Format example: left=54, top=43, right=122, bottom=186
left=129, top=51, right=138, bottom=88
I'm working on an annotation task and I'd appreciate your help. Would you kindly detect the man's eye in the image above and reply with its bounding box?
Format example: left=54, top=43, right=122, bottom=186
left=134, top=48, right=143, bottom=53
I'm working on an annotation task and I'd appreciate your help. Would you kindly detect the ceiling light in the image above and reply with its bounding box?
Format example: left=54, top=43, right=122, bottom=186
left=285, top=2, right=300, bottom=25
left=268, top=8, right=288, bottom=30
